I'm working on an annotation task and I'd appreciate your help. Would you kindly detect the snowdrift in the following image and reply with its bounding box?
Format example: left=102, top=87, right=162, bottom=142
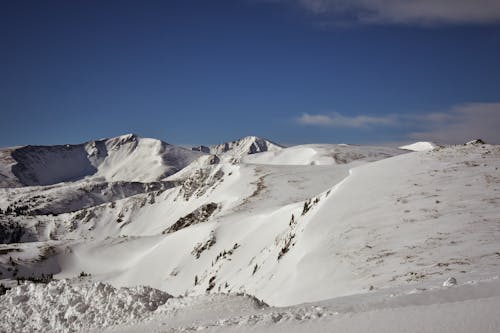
left=0, top=279, right=172, bottom=332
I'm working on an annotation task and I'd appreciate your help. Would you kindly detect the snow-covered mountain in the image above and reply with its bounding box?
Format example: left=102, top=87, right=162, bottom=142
left=193, top=136, right=283, bottom=162
left=1, top=135, right=499, bottom=332
left=0, top=134, right=203, bottom=187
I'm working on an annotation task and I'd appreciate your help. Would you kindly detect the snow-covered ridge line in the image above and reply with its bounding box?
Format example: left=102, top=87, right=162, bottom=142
left=211, top=135, right=282, bottom=153
left=191, top=136, right=284, bottom=163
left=0, top=134, right=204, bottom=187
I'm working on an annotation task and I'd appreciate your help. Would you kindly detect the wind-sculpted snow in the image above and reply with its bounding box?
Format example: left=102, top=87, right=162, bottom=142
left=0, top=279, right=172, bottom=333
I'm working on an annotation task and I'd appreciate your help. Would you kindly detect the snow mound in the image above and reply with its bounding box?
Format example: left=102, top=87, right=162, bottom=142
left=0, top=279, right=172, bottom=333
left=399, top=141, right=436, bottom=152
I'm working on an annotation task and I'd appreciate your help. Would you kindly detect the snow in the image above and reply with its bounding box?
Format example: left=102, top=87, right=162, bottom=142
left=0, top=134, right=203, bottom=187
left=209, top=136, right=283, bottom=162
left=0, top=279, right=172, bottom=332
left=91, top=135, right=202, bottom=183
left=101, top=274, right=500, bottom=333
left=399, top=141, right=437, bottom=151
left=1, top=135, right=500, bottom=332
left=27, top=143, right=497, bottom=307
left=2, top=274, right=500, bottom=332
left=243, top=143, right=403, bottom=165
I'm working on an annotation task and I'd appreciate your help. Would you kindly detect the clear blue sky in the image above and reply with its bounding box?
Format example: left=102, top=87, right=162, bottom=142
left=1, top=0, right=499, bottom=147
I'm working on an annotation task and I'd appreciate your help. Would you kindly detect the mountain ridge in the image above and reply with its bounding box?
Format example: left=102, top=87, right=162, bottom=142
left=191, top=135, right=283, bottom=162
left=0, top=134, right=203, bottom=187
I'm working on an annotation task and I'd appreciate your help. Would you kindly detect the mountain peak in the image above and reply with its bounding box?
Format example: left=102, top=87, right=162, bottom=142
left=209, top=136, right=283, bottom=159
left=0, top=134, right=201, bottom=187
left=117, top=133, right=139, bottom=141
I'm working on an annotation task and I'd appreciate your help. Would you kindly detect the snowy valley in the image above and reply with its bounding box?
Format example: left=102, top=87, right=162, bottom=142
left=0, top=135, right=499, bottom=332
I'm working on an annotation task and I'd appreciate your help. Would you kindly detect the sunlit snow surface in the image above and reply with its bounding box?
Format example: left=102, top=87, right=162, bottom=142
left=399, top=141, right=437, bottom=152
left=1, top=137, right=499, bottom=332
left=2, top=275, right=500, bottom=332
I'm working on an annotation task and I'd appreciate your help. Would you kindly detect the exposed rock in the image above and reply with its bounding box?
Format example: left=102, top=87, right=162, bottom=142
left=163, top=203, right=219, bottom=234
left=191, top=232, right=217, bottom=259
left=465, top=139, right=486, bottom=145
left=443, top=277, right=457, bottom=287
left=192, top=146, right=211, bottom=154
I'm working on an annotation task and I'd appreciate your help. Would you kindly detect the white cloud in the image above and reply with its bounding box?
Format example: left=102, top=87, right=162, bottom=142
left=410, top=102, right=500, bottom=144
left=295, top=102, right=500, bottom=144
left=279, top=0, right=500, bottom=25
left=296, top=112, right=397, bottom=127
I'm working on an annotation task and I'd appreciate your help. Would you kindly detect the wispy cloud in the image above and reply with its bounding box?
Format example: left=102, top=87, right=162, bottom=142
left=295, top=102, right=500, bottom=144
left=296, top=112, right=397, bottom=128
left=268, top=0, right=500, bottom=25
left=410, top=102, right=500, bottom=144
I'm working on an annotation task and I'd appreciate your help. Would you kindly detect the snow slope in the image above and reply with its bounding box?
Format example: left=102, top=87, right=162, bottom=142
left=256, top=144, right=500, bottom=305
left=243, top=143, right=403, bottom=165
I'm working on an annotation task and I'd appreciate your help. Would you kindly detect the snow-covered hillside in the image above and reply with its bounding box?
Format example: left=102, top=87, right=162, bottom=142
left=1, top=135, right=499, bottom=332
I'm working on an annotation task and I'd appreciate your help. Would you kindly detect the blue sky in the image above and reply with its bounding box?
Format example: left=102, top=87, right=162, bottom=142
left=1, top=0, right=499, bottom=147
